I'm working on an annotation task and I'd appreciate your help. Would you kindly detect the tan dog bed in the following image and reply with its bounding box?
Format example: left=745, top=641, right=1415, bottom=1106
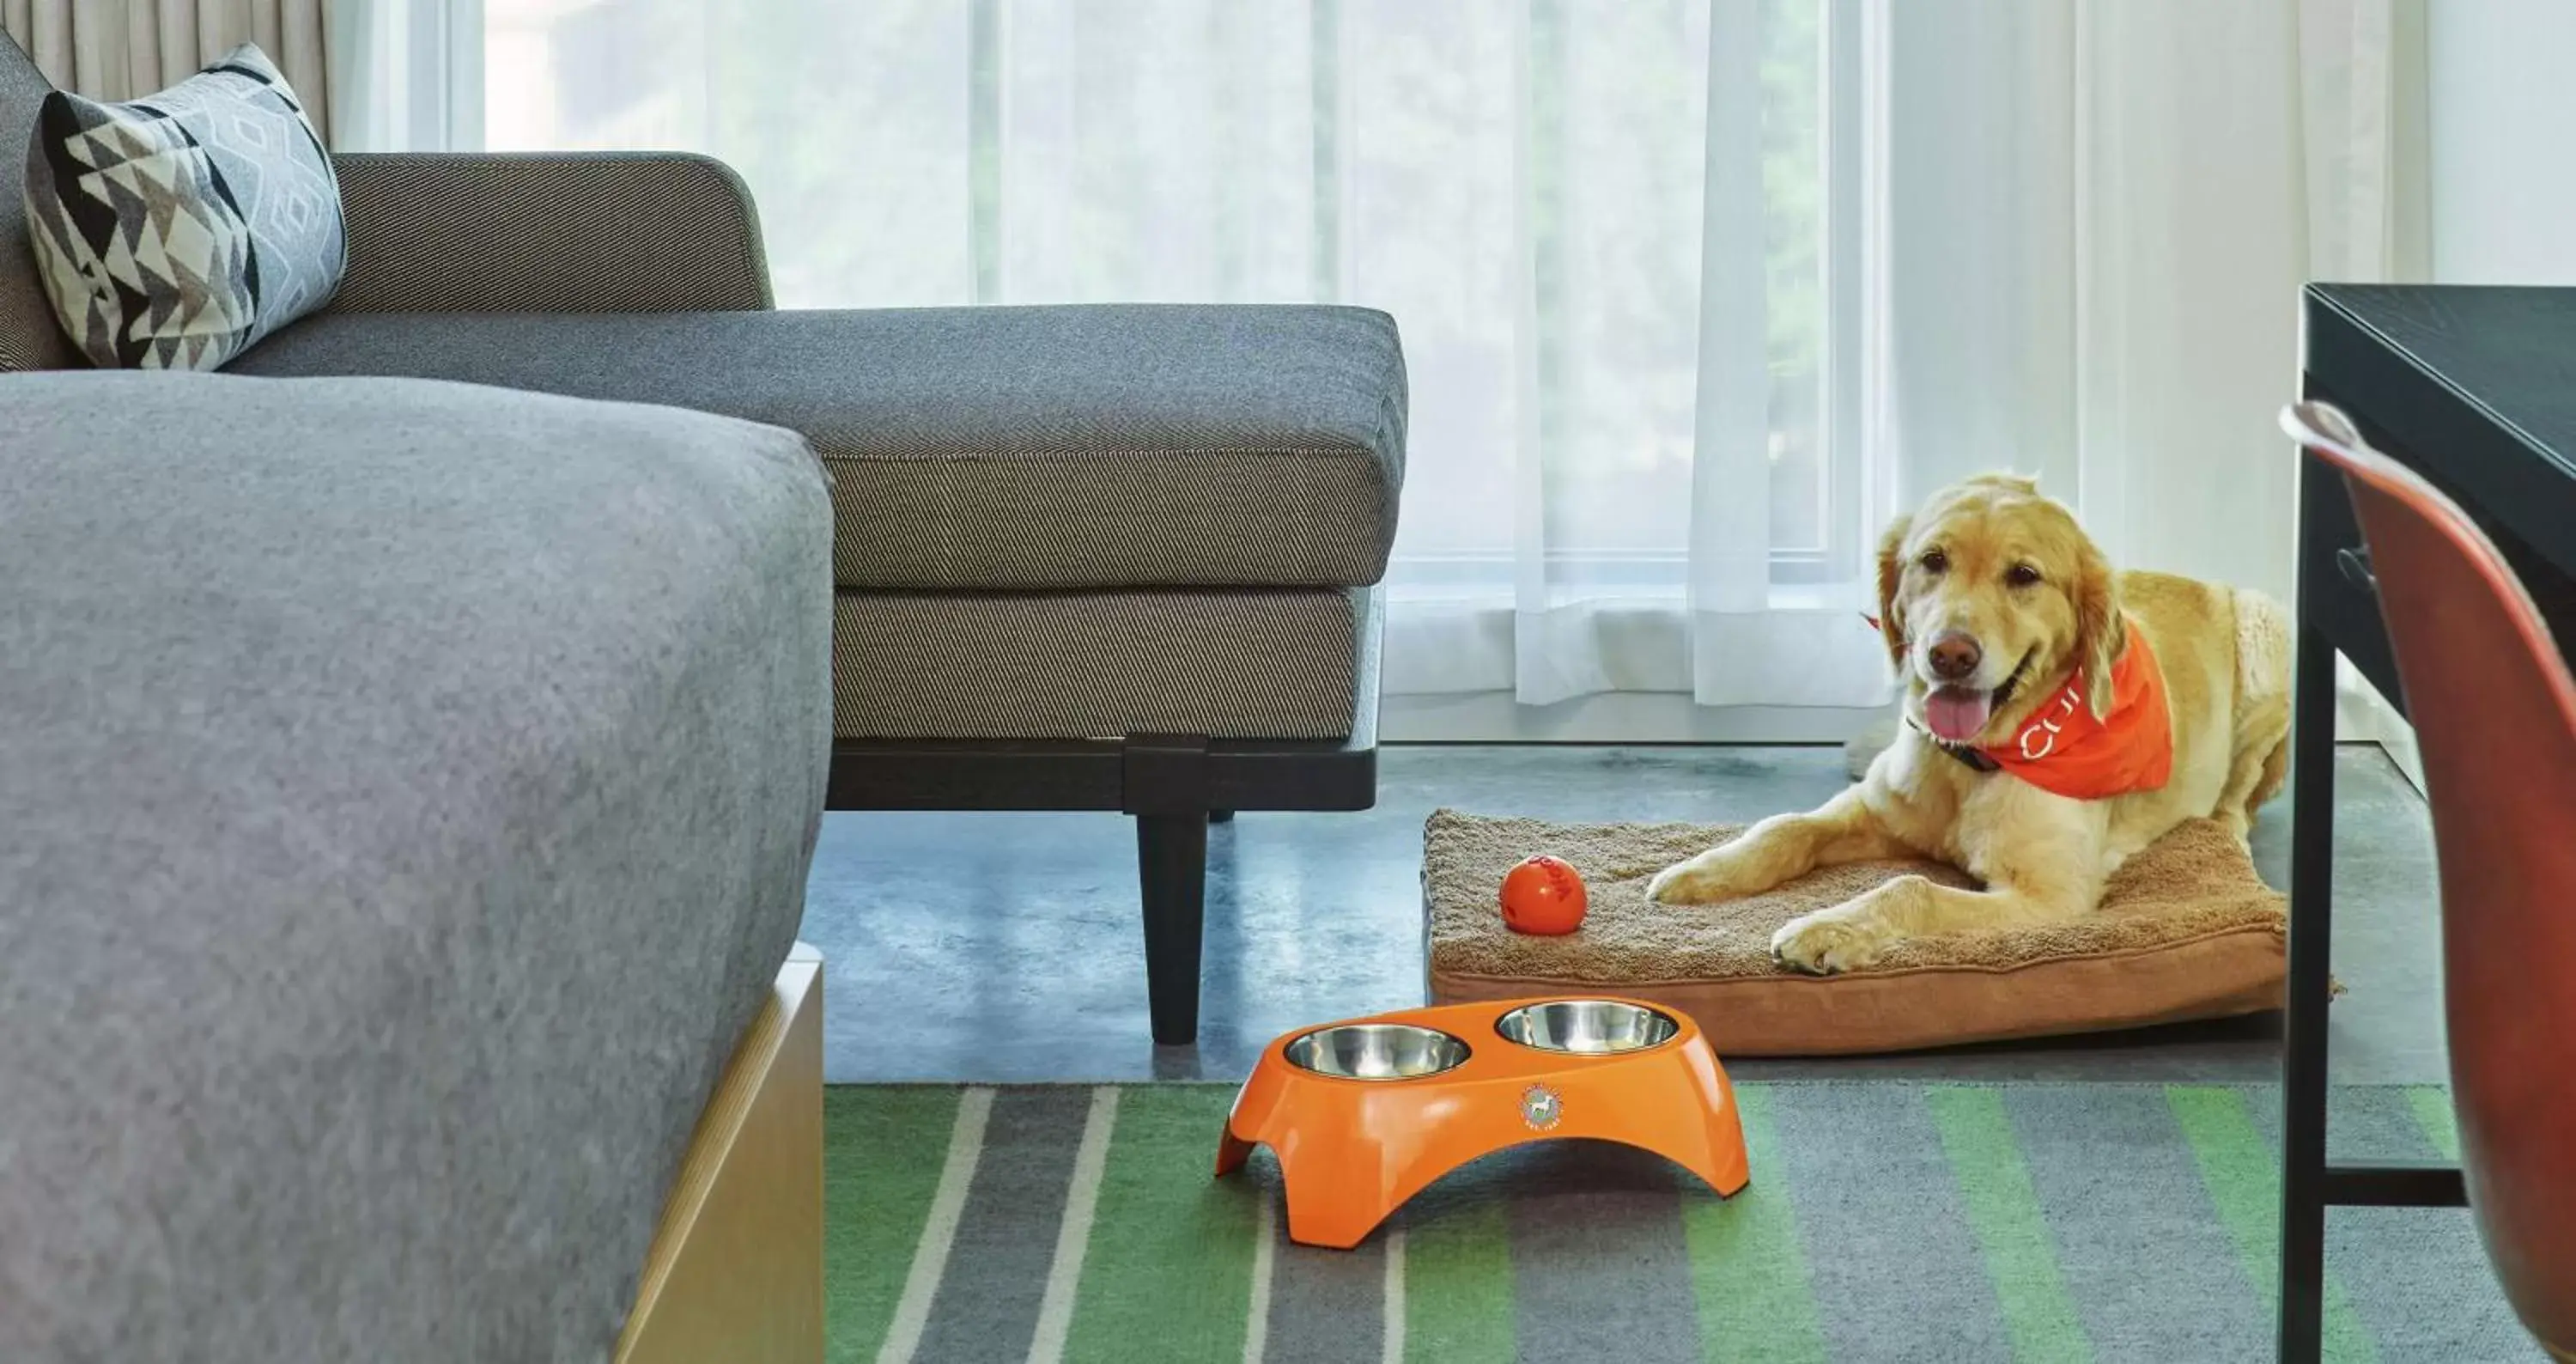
left=1424, top=811, right=2287, bottom=1055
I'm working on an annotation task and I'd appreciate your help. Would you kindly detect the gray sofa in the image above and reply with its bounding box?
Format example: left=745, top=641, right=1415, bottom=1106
left=0, top=372, right=833, bottom=1360
left=0, top=33, right=1406, bottom=1047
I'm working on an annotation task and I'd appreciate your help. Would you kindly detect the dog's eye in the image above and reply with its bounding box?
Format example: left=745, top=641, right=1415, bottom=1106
left=1918, top=549, right=1948, bottom=575
left=2007, top=563, right=2043, bottom=588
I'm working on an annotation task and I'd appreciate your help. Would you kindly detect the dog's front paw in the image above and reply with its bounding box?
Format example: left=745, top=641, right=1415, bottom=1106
left=1771, top=910, right=1894, bottom=975
left=1646, top=845, right=1762, bottom=904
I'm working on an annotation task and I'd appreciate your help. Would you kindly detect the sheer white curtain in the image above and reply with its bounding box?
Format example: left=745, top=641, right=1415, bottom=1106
left=1886, top=0, right=2415, bottom=609
left=325, top=0, right=481, bottom=151
left=481, top=0, right=2409, bottom=737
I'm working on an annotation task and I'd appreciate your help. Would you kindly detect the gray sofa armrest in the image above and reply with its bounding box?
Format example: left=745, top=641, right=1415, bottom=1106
left=327, top=152, right=774, bottom=313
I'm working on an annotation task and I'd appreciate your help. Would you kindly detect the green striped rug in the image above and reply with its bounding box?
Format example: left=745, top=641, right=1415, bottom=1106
left=827, top=1083, right=2538, bottom=1363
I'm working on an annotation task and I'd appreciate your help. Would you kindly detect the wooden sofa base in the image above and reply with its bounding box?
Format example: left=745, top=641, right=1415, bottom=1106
left=617, top=943, right=824, bottom=1364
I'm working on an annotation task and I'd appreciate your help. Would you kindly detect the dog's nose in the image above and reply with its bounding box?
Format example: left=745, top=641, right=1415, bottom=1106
left=1927, top=633, right=1982, bottom=682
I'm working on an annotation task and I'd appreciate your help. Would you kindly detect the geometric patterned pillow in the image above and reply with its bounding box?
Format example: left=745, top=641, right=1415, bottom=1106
left=21, top=44, right=343, bottom=370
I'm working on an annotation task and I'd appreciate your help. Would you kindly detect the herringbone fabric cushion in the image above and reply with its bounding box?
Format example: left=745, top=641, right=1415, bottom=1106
left=832, top=589, right=1367, bottom=740
left=818, top=442, right=1386, bottom=592
left=327, top=153, right=769, bottom=313
left=235, top=304, right=1407, bottom=591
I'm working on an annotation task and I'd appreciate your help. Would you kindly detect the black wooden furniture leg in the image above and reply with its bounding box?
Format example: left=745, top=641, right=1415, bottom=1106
left=2277, top=454, right=2342, bottom=1364
left=1136, top=812, right=1209, bottom=1046
left=1124, top=734, right=1214, bottom=1046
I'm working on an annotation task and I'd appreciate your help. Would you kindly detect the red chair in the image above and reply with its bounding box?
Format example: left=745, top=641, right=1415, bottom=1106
left=2281, top=399, right=2576, bottom=1361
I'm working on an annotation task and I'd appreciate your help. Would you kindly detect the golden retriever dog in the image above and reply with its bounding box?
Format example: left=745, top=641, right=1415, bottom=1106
left=1647, top=472, right=2290, bottom=973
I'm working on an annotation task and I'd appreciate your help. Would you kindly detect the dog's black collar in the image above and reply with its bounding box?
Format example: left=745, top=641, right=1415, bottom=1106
left=1941, top=739, right=2002, bottom=773
left=1907, top=718, right=2002, bottom=772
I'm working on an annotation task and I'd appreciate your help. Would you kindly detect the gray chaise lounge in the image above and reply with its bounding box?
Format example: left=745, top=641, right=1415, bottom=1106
left=0, top=371, right=835, bottom=1361
left=0, top=33, right=1406, bottom=1047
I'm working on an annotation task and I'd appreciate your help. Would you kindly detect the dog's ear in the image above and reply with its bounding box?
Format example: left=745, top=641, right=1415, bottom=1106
left=1874, top=512, right=1912, bottom=667
left=2074, top=541, right=2125, bottom=719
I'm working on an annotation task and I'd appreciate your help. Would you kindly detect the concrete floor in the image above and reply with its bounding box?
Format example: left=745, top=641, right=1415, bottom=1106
left=800, top=744, right=2441, bottom=1087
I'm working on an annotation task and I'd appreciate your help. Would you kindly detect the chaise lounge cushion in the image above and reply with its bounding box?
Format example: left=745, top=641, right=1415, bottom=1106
left=231, top=302, right=1408, bottom=593
left=0, top=371, right=833, bottom=1361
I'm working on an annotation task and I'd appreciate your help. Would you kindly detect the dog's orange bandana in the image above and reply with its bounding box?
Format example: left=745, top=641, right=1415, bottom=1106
left=1867, top=612, right=2175, bottom=799
left=1976, top=625, right=2173, bottom=799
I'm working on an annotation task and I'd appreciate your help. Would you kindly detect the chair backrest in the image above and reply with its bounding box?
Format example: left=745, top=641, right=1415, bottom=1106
left=2281, top=399, right=2576, bottom=1357
left=0, top=32, right=76, bottom=370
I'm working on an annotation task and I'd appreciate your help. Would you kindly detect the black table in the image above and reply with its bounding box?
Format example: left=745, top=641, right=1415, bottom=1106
left=2287, top=285, right=2576, bottom=1361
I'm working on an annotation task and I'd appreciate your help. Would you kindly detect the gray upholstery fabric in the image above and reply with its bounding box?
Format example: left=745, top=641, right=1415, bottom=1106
left=0, top=372, right=834, bottom=1362
left=329, top=152, right=771, bottom=314
left=234, top=303, right=1409, bottom=591
left=0, top=33, right=76, bottom=371
left=835, top=588, right=1366, bottom=740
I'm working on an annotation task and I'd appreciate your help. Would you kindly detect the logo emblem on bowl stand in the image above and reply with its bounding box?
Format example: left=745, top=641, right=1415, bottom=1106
left=1521, top=1084, right=1564, bottom=1131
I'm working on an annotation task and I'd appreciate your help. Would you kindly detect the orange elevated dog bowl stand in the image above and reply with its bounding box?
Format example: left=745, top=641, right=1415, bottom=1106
left=1215, top=996, right=1749, bottom=1249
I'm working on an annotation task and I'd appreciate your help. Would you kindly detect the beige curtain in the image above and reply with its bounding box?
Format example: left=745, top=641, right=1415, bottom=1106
left=2, top=0, right=330, bottom=141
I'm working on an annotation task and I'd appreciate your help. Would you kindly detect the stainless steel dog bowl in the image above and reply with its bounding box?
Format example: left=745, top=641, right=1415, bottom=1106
left=1283, top=1024, right=1473, bottom=1081
left=1494, top=1000, right=1681, bottom=1055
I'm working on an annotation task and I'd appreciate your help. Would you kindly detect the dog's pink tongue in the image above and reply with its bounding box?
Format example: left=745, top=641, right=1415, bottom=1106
left=1923, top=686, right=1993, bottom=743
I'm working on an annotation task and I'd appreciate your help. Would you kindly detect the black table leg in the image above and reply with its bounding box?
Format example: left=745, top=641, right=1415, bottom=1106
left=2278, top=460, right=2340, bottom=1364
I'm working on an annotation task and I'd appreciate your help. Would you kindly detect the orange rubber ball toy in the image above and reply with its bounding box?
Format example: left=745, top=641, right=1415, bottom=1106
left=1499, top=856, right=1588, bottom=935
